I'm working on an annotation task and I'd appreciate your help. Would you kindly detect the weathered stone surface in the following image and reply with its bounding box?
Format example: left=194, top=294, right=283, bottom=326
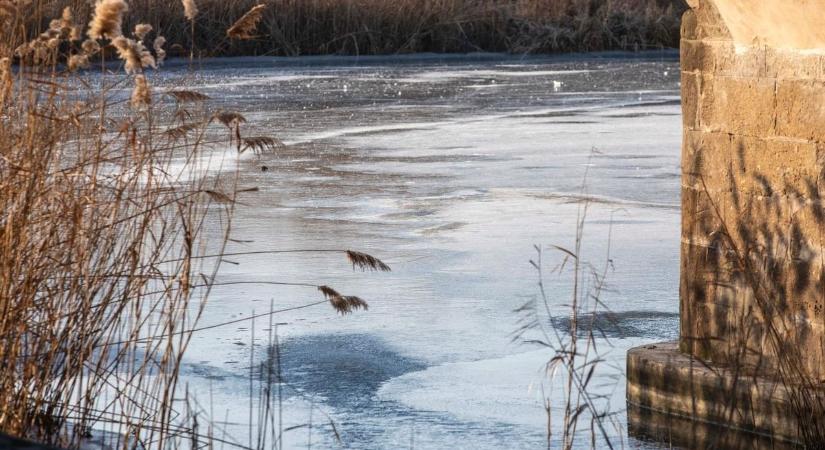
left=677, top=0, right=825, bottom=383
left=680, top=9, right=699, bottom=41
left=681, top=40, right=768, bottom=78
left=765, top=48, right=823, bottom=80
left=683, top=0, right=732, bottom=41
left=627, top=342, right=822, bottom=446
left=683, top=132, right=821, bottom=197
left=776, top=79, right=825, bottom=142
left=713, top=43, right=766, bottom=78
left=632, top=1, right=825, bottom=445
left=681, top=72, right=701, bottom=130
left=698, top=75, right=776, bottom=135
left=693, top=0, right=825, bottom=50
left=680, top=40, right=717, bottom=73
left=819, top=55, right=825, bottom=81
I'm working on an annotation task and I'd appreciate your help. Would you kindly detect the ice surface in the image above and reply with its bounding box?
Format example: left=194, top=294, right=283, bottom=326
left=140, top=52, right=681, bottom=449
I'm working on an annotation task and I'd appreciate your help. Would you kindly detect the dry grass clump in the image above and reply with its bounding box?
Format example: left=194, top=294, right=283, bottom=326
left=0, top=4, right=230, bottom=447
left=0, top=2, right=390, bottom=448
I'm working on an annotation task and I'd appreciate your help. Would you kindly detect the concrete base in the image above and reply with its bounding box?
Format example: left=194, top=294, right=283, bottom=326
left=626, top=342, right=814, bottom=449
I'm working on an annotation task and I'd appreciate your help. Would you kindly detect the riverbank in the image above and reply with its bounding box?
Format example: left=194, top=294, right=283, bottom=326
left=28, top=0, right=686, bottom=57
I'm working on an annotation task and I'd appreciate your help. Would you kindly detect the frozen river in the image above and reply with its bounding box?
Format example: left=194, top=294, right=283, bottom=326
left=155, top=52, right=682, bottom=449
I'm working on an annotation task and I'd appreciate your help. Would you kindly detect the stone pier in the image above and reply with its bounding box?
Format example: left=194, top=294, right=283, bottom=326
left=628, top=0, right=825, bottom=446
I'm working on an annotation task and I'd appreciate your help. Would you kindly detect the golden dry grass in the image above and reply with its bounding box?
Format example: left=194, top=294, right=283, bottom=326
left=19, top=0, right=686, bottom=57
left=0, top=2, right=392, bottom=447
left=0, top=4, right=237, bottom=446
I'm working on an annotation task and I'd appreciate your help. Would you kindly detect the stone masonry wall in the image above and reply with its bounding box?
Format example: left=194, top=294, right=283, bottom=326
left=680, top=0, right=825, bottom=381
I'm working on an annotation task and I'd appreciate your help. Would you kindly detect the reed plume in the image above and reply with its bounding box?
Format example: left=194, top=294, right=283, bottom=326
left=87, top=0, right=128, bottom=40
left=48, top=7, right=74, bottom=37
left=226, top=4, right=267, bottom=40
left=346, top=250, right=392, bottom=272
left=131, top=73, right=150, bottom=107
left=240, top=136, right=284, bottom=155
left=112, top=36, right=155, bottom=73
left=167, top=89, right=209, bottom=103
left=67, top=53, right=89, bottom=71
left=163, top=122, right=201, bottom=140
left=318, top=286, right=369, bottom=315
left=81, top=39, right=100, bottom=55
left=213, top=111, right=247, bottom=127
left=153, top=35, right=166, bottom=65
left=134, top=23, right=152, bottom=40
left=182, top=0, right=198, bottom=21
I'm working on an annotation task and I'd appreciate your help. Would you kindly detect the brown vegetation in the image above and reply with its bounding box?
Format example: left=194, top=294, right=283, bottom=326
left=21, top=0, right=687, bottom=57
left=0, top=1, right=390, bottom=448
left=514, top=165, right=623, bottom=449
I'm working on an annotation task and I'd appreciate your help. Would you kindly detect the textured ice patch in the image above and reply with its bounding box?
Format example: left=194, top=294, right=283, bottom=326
left=377, top=350, right=551, bottom=428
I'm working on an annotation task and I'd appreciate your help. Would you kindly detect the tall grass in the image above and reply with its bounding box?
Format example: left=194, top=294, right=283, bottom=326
left=514, top=166, right=624, bottom=449
left=22, top=0, right=686, bottom=57
left=0, top=2, right=389, bottom=448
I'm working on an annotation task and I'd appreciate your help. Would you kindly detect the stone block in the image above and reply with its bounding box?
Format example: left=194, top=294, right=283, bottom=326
left=684, top=0, right=732, bottom=41
left=729, top=136, right=820, bottom=194
left=681, top=9, right=699, bottom=41
left=681, top=40, right=766, bottom=78
left=681, top=72, right=701, bottom=130
left=681, top=129, right=730, bottom=171
left=681, top=40, right=716, bottom=73
left=627, top=342, right=816, bottom=446
left=775, top=79, right=825, bottom=142
left=713, top=43, right=767, bottom=78
left=699, top=75, right=776, bottom=136
left=765, top=47, right=822, bottom=80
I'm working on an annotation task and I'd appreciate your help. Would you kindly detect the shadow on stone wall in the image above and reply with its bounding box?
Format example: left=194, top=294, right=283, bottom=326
left=681, top=138, right=825, bottom=444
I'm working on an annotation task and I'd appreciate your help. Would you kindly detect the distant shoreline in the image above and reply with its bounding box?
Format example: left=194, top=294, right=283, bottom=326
left=27, top=0, right=686, bottom=58
left=151, top=50, right=681, bottom=73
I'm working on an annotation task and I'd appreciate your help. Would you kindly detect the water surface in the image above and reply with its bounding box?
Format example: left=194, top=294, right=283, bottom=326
left=156, top=52, right=682, bottom=449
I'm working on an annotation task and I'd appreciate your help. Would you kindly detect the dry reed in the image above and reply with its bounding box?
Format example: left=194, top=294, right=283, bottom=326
left=182, top=0, right=198, bottom=21
left=514, top=165, right=623, bottom=449
left=318, top=286, right=370, bottom=315
left=346, top=250, right=392, bottom=272
left=87, top=0, right=128, bottom=40
left=0, top=2, right=390, bottom=448
left=694, top=174, right=825, bottom=446
left=240, top=136, right=285, bottom=155
left=226, top=4, right=268, bottom=40
left=133, top=23, right=152, bottom=40
left=111, top=36, right=155, bottom=73
left=0, top=3, right=233, bottom=444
